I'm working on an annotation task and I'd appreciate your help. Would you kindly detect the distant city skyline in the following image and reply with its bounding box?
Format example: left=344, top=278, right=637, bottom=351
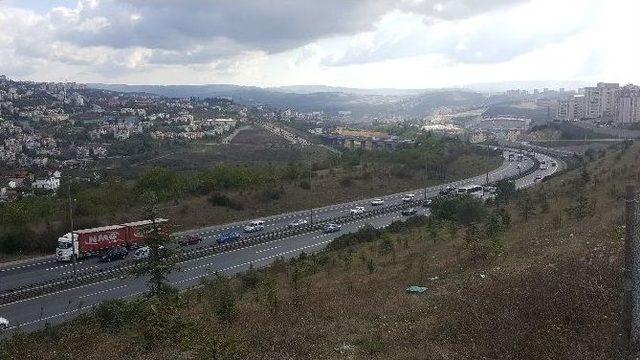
left=1, top=0, right=639, bottom=88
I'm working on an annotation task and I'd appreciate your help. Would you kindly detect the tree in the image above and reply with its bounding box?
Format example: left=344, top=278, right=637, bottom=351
left=133, top=192, right=177, bottom=299
left=495, top=180, right=517, bottom=205
left=517, top=192, right=535, bottom=222
left=430, top=195, right=487, bottom=225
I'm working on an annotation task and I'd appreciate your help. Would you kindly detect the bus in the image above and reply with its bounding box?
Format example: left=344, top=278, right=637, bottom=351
left=456, top=185, right=484, bottom=199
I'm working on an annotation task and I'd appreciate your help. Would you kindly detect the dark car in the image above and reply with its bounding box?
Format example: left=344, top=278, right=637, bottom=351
left=323, top=223, right=341, bottom=233
left=439, top=186, right=455, bottom=196
left=100, top=246, right=128, bottom=262
left=179, top=234, right=202, bottom=246
left=402, top=208, right=417, bottom=216
left=218, top=232, right=241, bottom=244
left=422, top=198, right=432, bottom=208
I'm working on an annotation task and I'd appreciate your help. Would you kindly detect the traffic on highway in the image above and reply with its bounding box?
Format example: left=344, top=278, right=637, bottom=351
left=0, top=148, right=565, bottom=334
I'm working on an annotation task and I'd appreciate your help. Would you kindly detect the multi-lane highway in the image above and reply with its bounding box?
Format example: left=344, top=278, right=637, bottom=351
left=0, top=149, right=563, bottom=335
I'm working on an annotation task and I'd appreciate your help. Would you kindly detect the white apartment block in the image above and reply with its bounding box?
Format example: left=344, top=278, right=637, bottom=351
left=556, top=95, right=586, bottom=121
left=584, top=87, right=601, bottom=119
left=31, top=177, right=60, bottom=191
left=599, top=82, right=620, bottom=118
left=583, top=82, right=619, bottom=119
left=616, top=85, right=640, bottom=124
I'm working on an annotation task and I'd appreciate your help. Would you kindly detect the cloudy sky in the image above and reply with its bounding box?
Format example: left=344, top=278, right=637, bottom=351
left=1, top=0, right=638, bottom=88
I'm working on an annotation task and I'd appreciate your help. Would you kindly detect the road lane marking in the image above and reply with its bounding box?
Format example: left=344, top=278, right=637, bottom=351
left=255, top=246, right=280, bottom=254
left=0, top=278, right=118, bottom=308
left=79, top=285, right=128, bottom=299
left=0, top=259, right=57, bottom=273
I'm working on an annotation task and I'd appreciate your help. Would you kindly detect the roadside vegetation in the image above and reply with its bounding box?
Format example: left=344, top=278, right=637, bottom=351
left=0, top=132, right=500, bottom=257
left=1, top=140, right=636, bottom=359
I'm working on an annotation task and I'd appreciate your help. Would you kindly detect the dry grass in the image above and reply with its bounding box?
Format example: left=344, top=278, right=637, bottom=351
left=161, top=153, right=500, bottom=229
left=3, top=142, right=638, bottom=359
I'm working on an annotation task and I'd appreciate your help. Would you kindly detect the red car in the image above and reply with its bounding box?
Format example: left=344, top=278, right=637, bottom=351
left=178, top=234, right=202, bottom=246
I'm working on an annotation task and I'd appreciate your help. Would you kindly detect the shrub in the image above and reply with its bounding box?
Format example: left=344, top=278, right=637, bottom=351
left=93, top=299, right=144, bottom=333
left=208, top=192, right=244, bottom=210
left=339, top=176, right=353, bottom=188
left=239, top=264, right=263, bottom=292
left=299, top=179, right=310, bottom=190
left=430, top=195, right=487, bottom=225
left=328, top=224, right=381, bottom=251
left=260, top=187, right=284, bottom=201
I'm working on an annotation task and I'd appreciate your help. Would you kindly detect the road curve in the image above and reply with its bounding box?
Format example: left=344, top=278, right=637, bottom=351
left=0, top=148, right=560, bottom=335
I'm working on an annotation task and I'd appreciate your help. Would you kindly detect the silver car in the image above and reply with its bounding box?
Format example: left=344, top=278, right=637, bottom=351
left=288, top=219, right=309, bottom=228
left=0, top=317, right=9, bottom=331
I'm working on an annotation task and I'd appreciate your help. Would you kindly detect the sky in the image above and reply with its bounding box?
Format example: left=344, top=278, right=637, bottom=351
left=0, top=0, right=639, bottom=89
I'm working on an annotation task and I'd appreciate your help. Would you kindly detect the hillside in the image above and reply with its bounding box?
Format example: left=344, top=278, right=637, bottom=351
left=89, top=83, right=488, bottom=118
left=1, top=142, right=636, bottom=359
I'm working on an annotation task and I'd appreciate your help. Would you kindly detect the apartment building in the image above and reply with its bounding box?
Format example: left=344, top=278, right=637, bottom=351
left=616, top=84, right=640, bottom=124
left=556, top=94, right=586, bottom=121
left=583, top=82, right=619, bottom=119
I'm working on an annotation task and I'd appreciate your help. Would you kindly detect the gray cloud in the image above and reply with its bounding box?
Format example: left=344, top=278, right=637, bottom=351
left=50, top=0, right=528, bottom=65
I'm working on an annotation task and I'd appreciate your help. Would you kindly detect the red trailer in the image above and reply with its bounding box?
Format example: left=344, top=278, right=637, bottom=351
left=56, top=219, right=168, bottom=261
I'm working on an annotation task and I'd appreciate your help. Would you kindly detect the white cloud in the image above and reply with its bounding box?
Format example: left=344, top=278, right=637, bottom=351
left=0, top=0, right=638, bottom=88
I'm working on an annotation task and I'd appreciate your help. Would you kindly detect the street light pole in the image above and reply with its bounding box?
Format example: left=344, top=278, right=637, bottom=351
left=66, top=178, right=77, bottom=282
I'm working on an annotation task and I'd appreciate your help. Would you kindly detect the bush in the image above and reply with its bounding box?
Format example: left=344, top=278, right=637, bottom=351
left=93, top=299, right=144, bottom=333
left=260, top=187, right=284, bottom=201
left=299, top=179, right=310, bottom=190
left=339, top=176, right=353, bottom=188
left=495, top=180, right=517, bottom=204
left=328, top=224, right=381, bottom=251
left=239, top=264, right=263, bottom=292
left=208, top=192, right=244, bottom=210
left=430, top=195, right=487, bottom=225
left=386, top=215, right=428, bottom=233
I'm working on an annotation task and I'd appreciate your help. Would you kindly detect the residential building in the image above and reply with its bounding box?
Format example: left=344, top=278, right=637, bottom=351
left=584, top=82, right=620, bottom=120
left=31, top=176, right=60, bottom=191
left=616, top=85, right=640, bottom=124
left=584, top=86, right=601, bottom=119
left=556, top=95, right=585, bottom=121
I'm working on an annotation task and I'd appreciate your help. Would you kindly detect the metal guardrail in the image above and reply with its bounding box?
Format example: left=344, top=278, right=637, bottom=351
left=0, top=146, right=549, bottom=305
left=0, top=201, right=417, bottom=305
left=502, top=156, right=540, bottom=182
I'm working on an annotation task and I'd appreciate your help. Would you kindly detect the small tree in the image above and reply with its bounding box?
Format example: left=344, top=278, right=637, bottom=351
left=495, top=180, right=517, bottom=205
left=134, top=192, right=177, bottom=299
left=517, top=192, right=534, bottom=222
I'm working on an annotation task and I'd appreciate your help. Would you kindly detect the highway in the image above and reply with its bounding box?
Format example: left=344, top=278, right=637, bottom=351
left=0, top=149, right=562, bottom=335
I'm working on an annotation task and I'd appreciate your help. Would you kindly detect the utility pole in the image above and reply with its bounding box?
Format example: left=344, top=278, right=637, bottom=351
left=624, top=186, right=640, bottom=357
left=423, top=159, right=428, bottom=202
left=308, top=155, right=313, bottom=226
left=67, top=177, right=77, bottom=282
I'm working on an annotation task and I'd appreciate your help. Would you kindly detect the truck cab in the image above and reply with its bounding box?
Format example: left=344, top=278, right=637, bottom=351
left=56, top=233, right=80, bottom=262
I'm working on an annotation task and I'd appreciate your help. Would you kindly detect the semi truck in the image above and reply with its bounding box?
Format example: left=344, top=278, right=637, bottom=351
left=55, top=219, right=168, bottom=262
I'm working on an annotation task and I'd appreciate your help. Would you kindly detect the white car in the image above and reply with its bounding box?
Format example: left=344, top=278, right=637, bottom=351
left=244, top=220, right=265, bottom=233
left=133, top=245, right=166, bottom=260
left=0, top=317, right=9, bottom=330
left=402, top=194, right=416, bottom=202
left=370, top=198, right=385, bottom=206
left=350, top=206, right=365, bottom=215
left=288, top=219, right=309, bottom=228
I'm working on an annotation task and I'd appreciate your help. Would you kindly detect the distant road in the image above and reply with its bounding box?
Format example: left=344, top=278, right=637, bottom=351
left=221, top=125, right=251, bottom=144
left=569, top=121, right=640, bottom=139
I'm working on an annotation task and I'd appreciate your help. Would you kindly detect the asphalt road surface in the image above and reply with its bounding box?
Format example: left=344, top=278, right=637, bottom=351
left=0, top=148, right=560, bottom=335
